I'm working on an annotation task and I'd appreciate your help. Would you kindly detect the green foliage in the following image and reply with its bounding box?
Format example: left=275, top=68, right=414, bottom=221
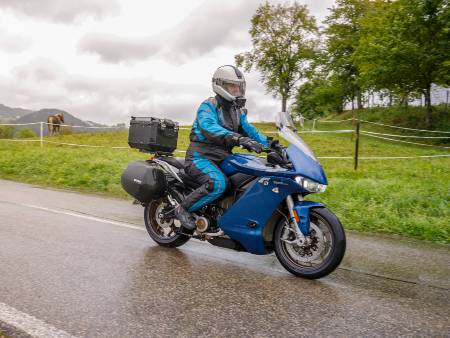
left=17, top=128, right=36, bottom=139
left=323, top=0, right=370, bottom=108
left=355, top=0, right=450, bottom=125
left=0, top=126, right=14, bottom=139
left=235, top=1, right=318, bottom=111
left=294, top=75, right=346, bottom=118
left=293, top=0, right=449, bottom=126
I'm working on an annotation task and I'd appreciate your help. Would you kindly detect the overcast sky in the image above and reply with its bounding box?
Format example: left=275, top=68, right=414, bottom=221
left=0, top=0, right=335, bottom=125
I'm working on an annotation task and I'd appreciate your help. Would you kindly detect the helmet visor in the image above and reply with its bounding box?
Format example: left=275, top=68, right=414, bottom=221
left=217, top=79, right=246, bottom=97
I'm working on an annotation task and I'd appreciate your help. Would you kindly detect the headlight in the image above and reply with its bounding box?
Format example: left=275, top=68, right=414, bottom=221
left=295, top=176, right=327, bottom=193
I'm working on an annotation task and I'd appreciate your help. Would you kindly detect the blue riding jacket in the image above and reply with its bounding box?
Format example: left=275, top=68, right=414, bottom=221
left=187, top=96, right=269, bottom=162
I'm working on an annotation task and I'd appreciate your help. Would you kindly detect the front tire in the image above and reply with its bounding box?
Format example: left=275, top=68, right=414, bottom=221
left=144, top=198, right=190, bottom=248
left=274, top=207, right=346, bottom=279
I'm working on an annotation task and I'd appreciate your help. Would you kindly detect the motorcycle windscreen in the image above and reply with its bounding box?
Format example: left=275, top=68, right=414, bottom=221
left=278, top=125, right=317, bottom=161
left=286, top=145, right=327, bottom=185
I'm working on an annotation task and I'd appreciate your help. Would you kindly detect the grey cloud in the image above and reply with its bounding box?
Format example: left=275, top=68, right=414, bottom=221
left=61, top=77, right=205, bottom=124
left=0, top=57, right=277, bottom=125
left=76, top=0, right=259, bottom=64
left=243, top=71, right=281, bottom=122
left=166, top=0, right=259, bottom=62
left=11, top=57, right=65, bottom=82
left=77, top=33, right=159, bottom=63
left=64, top=75, right=203, bottom=101
left=301, top=0, right=336, bottom=23
left=246, top=94, right=280, bottom=122
left=0, top=0, right=120, bottom=23
left=0, top=58, right=207, bottom=124
left=131, top=100, right=198, bottom=124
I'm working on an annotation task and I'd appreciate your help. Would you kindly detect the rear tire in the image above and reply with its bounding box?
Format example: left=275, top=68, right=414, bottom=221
left=144, top=198, right=190, bottom=248
left=274, top=207, right=346, bottom=279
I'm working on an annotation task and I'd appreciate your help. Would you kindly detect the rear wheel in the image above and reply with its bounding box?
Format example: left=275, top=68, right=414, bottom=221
left=144, top=198, right=190, bottom=247
left=274, top=207, right=346, bottom=279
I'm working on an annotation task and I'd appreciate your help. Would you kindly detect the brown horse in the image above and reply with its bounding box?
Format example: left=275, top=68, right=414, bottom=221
left=47, top=113, right=64, bottom=135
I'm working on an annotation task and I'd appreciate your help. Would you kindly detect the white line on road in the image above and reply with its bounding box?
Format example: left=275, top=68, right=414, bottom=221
left=0, top=302, right=77, bottom=338
left=3, top=200, right=211, bottom=249
left=15, top=202, right=146, bottom=232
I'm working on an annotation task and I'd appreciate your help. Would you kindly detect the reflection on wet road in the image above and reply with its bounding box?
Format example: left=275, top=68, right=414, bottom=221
left=0, top=179, right=449, bottom=337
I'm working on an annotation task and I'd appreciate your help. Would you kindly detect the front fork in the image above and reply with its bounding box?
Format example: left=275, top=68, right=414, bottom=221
left=285, top=194, right=323, bottom=244
left=286, top=195, right=306, bottom=241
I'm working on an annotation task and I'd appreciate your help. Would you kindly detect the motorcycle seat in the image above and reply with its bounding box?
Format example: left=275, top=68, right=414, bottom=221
left=160, top=156, right=185, bottom=170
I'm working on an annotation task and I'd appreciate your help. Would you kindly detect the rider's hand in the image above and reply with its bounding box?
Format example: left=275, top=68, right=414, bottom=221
left=238, top=137, right=264, bottom=153
left=270, top=139, right=285, bottom=151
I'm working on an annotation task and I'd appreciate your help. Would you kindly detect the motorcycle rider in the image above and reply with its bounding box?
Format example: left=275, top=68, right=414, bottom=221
left=174, top=65, right=270, bottom=230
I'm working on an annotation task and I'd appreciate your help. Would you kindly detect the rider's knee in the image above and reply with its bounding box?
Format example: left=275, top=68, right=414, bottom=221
left=222, top=176, right=231, bottom=193
left=207, top=174, right=229, bottom=197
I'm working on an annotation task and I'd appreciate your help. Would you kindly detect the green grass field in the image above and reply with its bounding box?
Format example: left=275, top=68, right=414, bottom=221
left=1, top=114, right=449, bottom=243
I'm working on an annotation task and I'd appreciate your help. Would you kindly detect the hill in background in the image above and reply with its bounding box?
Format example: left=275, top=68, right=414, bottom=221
left=0, top=103, right=34, bottom=121
left=0, top=103, right=124, bottom=136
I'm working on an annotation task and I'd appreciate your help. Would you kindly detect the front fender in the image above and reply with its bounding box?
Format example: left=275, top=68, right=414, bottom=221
left=293, top=201, right=324, bottom=235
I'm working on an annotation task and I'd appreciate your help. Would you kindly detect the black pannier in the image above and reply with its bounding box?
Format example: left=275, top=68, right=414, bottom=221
left=121, top=161, right=168, bottom=203
left=128, top=116, right=178, bottom=154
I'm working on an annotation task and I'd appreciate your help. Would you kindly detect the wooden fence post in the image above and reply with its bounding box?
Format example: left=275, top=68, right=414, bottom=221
left=40, top=122, right=43, bottom=148
left=354, top=120, right=360, bottom=170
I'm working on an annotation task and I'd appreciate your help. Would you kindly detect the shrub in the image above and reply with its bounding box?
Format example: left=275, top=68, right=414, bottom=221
left=17, top=128, right=37, bottom=139
left=0, top=125, right=14, bottom=139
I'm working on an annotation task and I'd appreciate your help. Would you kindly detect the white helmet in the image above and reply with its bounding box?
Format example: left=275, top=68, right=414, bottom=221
left=212, top=65, right=246, bottom=102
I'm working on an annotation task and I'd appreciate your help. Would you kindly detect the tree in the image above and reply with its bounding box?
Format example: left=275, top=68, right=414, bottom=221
left=323, top=0, right=370, bottom=110
left=354, top=1, right=418, bottom=107
left=235, top=2, right=318, bottom=112
left=355, top=0, right=450, bottom=126
left=293, top=75, right=347, bottom=118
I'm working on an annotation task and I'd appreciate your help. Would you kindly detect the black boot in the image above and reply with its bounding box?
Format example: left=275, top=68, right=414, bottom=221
left=174, top=205, right=196, bottom=230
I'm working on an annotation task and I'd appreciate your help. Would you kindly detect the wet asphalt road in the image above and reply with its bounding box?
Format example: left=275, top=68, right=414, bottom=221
left=0, top=179, right=449, bottom=337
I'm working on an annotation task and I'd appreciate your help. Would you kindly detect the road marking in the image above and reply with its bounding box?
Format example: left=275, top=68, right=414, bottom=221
left=0, top=201, right=143, bottom=337
left=15, top=202, right=146, bottom=232
left=0, top=302, right=77, bottom=338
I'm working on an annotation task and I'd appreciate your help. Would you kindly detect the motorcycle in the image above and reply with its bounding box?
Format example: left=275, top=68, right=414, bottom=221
left=121, top=111, right=346, bottom=279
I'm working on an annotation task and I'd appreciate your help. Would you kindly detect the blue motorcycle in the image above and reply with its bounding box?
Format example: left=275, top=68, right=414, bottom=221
left=121, top=112, right=346, bottom=279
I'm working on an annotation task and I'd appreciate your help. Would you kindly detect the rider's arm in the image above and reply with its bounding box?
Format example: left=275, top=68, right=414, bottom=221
left=239, top=112, right=269, bottom=147
left=197, top=101, right=240, bottom=146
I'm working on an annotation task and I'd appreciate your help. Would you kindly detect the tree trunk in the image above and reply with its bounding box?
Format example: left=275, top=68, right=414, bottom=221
left=399, top=94, right=408, bottom=108
left=388, top=93, right=393, bottom=107
left=424, top=85, right=432, bottom=127
left=357, top=91, right=363, bottom=109
left=338, top=100, right=344, bottom=113
left=282, top=96, right=287, bottom=112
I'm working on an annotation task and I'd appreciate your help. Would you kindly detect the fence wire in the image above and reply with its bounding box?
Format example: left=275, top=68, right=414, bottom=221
left=1, top=120, right=449, bottom=161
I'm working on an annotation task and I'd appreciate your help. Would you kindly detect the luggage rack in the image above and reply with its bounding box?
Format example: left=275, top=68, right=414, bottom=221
left=138, top=149, right=175, bottom=157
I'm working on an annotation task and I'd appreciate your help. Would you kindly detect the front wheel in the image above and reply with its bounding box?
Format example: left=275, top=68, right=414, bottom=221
left=144, top=198, right=190, bottom=248
left=274, top=207, right=346, bottom=279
